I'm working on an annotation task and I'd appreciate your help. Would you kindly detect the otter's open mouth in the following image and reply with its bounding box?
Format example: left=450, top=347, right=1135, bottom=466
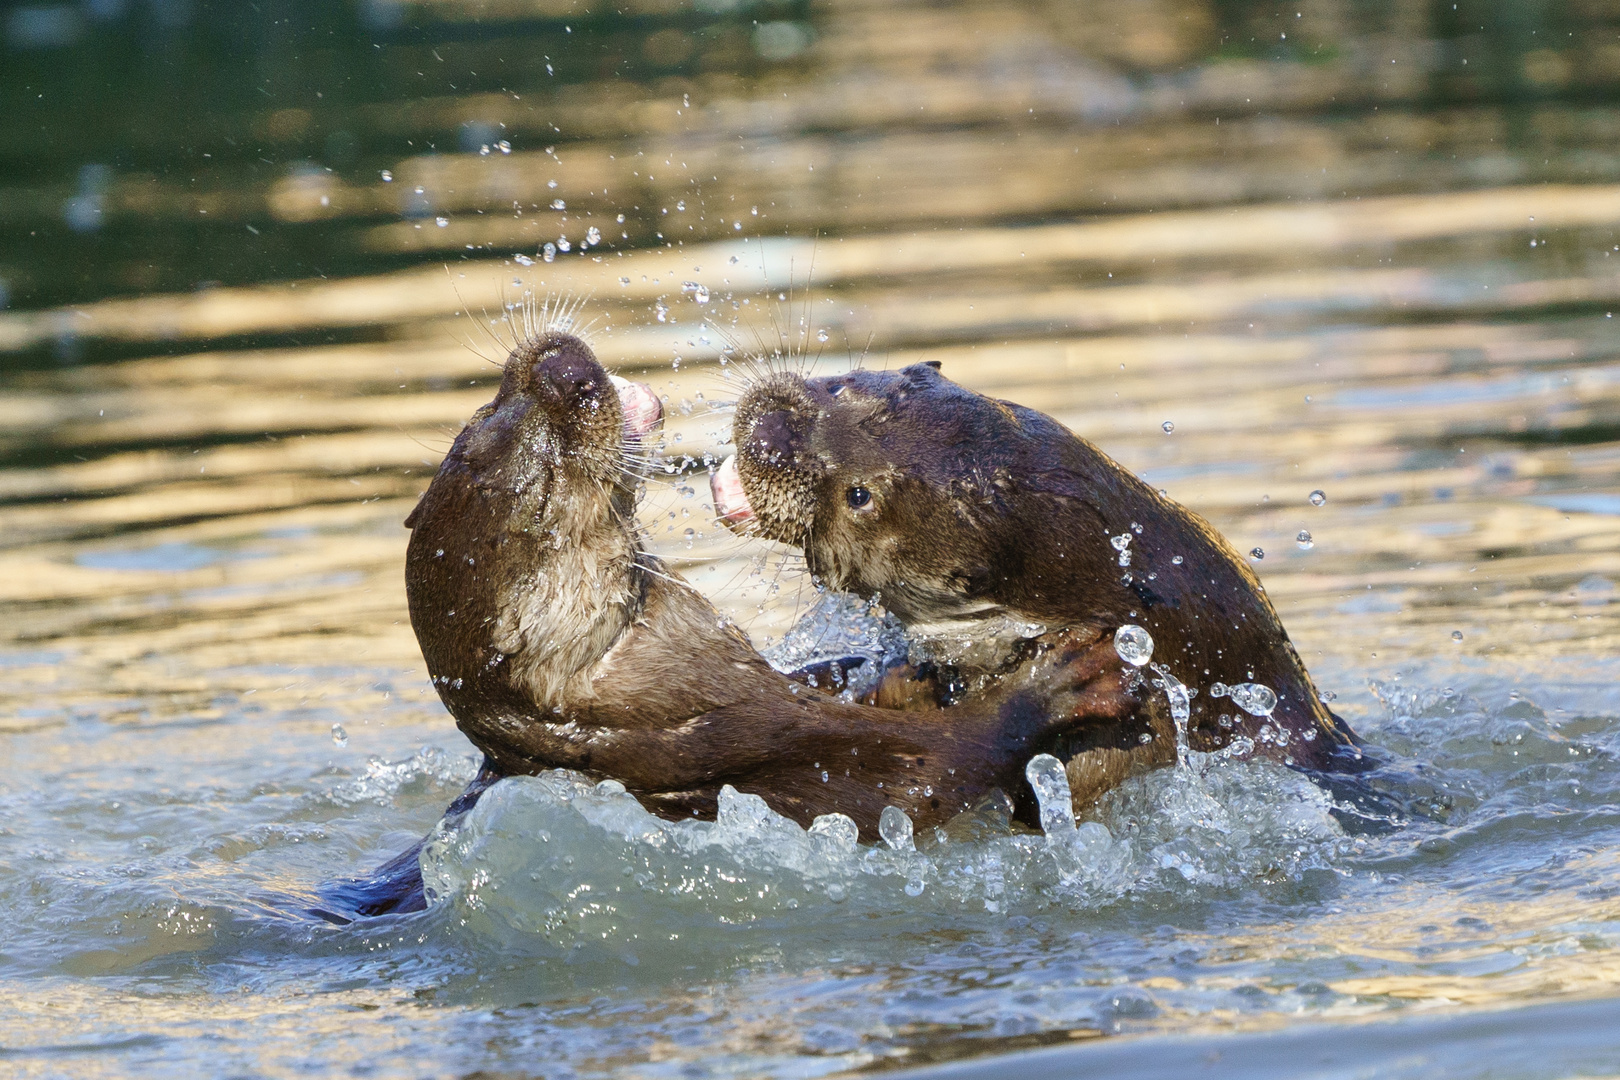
left=610, top=375, right=663, bottom=442
left=710, top=455, right=754, bottom=529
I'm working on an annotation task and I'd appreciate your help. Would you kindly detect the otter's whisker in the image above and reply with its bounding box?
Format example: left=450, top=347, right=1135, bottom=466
left=444, top=272, right=516, bottom=366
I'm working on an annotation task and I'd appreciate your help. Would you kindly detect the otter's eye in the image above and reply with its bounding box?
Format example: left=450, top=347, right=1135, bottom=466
left=846, top=486, right=872, bottom=510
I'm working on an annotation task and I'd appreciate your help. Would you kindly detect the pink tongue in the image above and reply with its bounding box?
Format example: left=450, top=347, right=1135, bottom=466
left=610, top=375, right=663, bottom=440
left=710, top=455, right=754, bottom=529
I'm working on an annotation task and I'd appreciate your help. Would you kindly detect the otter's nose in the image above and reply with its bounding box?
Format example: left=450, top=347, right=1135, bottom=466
left=744, top=409, right=801, bottom=465
left=532, top=352, right=604, bottom=407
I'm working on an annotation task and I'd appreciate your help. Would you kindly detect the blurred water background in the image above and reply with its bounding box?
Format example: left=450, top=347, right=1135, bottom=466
left=5, top=1, right=1620, bottom=1077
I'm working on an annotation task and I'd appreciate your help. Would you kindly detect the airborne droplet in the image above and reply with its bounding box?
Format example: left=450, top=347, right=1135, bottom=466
left=1296, top=530, right=1314, bottom=549
left=1228, top=683, right=1278, bottom=717
left=331, top=724, right=348, bottom=747
left=1250, top=547, right=1265, bottom=560
left=1114, top=624, right=1153, bottom=667
left=1024, top=754, right=1076, bottom=836
left=1161, top=420, right=1175, bottom=434
left=1309, top=489, right=1327, bottom=507
left=878, top=805, right=915, bottom=852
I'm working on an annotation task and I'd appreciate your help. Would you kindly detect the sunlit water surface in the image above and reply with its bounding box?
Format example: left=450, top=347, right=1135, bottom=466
left=6, top=1, right=1620, bottom=1077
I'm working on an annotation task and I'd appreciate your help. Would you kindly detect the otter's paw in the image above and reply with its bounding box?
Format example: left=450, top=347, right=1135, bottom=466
left=1036, top=627, right=1145, bottom=726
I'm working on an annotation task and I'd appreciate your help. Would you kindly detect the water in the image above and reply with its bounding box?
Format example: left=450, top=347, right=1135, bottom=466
left=5, top=1, right=1620, bottom=1077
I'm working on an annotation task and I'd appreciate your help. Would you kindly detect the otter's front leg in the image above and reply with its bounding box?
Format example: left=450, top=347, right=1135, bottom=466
left=1056, top=697, right=1177, bottom=814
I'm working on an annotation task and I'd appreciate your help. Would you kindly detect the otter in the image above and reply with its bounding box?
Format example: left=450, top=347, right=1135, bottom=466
left=322, top=332, right=1142, bottom=919
left=713, top=361, right=1367, bottom=812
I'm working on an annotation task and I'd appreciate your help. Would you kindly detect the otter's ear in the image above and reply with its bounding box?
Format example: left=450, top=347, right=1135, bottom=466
left=901, top=361, right=946, bottom=381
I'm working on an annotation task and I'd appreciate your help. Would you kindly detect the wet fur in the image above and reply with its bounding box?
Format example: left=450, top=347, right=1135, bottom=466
left=401, top=335, right=1140, bottom=844
left=730, top=362, right=1366, bottom=809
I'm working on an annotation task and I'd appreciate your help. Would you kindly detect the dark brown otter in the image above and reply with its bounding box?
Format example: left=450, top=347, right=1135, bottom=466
left=399, top=332, right=1143, bottom=842
left=715, top=362, right=1365, bottom=810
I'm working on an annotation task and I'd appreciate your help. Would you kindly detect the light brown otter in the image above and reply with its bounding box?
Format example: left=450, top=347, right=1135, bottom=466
left=715, top=362, right=1366, bottom=811
left=400, top=332, right=1145, bottom=843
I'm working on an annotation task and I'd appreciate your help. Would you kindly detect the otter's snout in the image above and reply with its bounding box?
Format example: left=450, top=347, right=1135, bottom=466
left=728, top=372, right=821, bottom=545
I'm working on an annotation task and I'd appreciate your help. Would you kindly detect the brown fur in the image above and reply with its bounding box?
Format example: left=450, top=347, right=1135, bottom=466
left=404, top=334, right=1143, bottom=840
left=727, top=363, right=1365, bottom=810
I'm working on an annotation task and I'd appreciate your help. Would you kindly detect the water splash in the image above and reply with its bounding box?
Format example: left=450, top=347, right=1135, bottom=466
left=761, top=590, right=909, bottom=699
left=1151, top=663, right=1193, bottom=764
left=417, top=753, right=1346, bottom=964
left=1024, top=754, right=1076, bottom=836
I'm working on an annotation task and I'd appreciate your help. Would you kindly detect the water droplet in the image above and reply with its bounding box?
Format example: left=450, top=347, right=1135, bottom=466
left=550, top=198, right=566, bottom=210
left=729, top=255, right=740, bottom=265
left=682, top=281, right=710, bottom=304
left=1024, top=754, right=1076, bottom=836
left=1209, top=682, right=1227, bottom=697
left=1250, top=547, right=1265, bottom=560
left=331, top=724, right=348, bottom=747
left=676, top=200, right=686, bottom=211
left=1171, top=555, right=1184, bottom=565
left=1296, top=530, right=1314, bottom=549
left=808, top=813, right=857, bottom=847
left=585, top=225, right=601, bottom=245
left=654, top=300, right=668, bottom=322
left=557, top=237, right=571, bottom=252
left=1114, top=624, right=1153, bottom=667
left=1161, top=420, right=1175, bottom=434
left=1152, top=664, right=1192, bottom=760
left=816, top=328, right=829, bottom=342
left=619, top=276, right=630, bottom=285
left=514, top=254, right=534, bottom=267
left=379, top=170, right=393, bottom=182
left=435, top=216, right=449, bottom=228
left=1309, top=489, right=1327, bottom=507
left=543, top=243, right=556, bottom=263
left=1228, top=682, right=1278, bottom=717
left=879, top=805, right=915, bottom=852
left=1451, top=630, right=1464, bottom=642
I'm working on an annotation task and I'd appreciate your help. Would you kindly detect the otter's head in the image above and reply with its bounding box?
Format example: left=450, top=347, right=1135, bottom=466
left=715, top=362, right=1040, bottom=628
left=453, top=330, right=662, bottom=502
left=405, top=331, right=663, bottom=719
